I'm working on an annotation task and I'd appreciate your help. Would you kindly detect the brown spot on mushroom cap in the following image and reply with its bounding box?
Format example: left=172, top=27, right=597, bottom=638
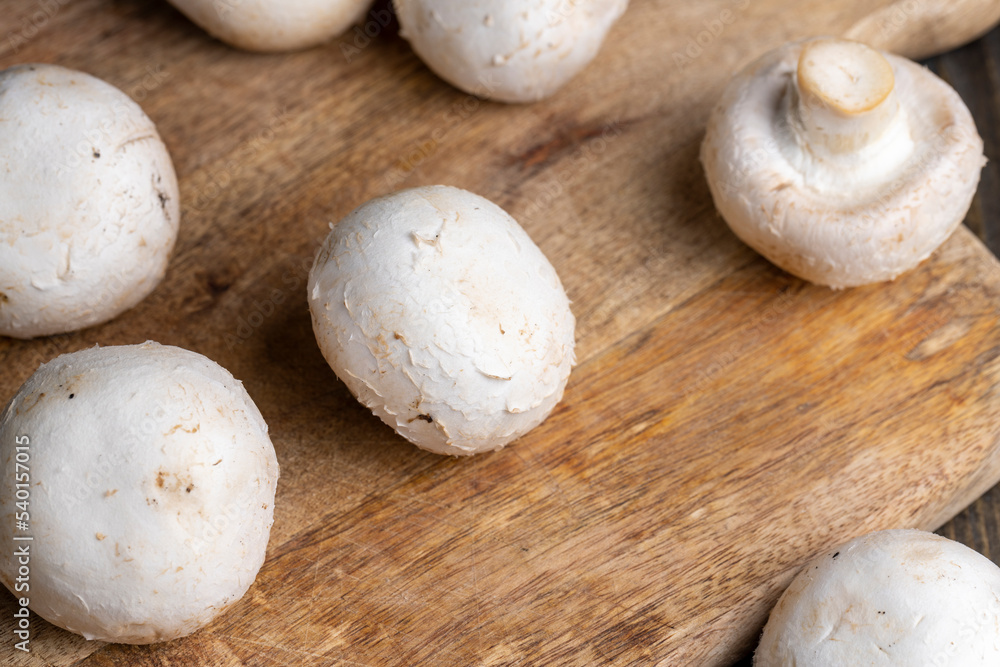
left=165, top=423, right=200, bottom=435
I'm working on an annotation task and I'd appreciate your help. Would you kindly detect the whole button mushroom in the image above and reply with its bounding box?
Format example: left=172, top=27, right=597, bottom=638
left=0, top=342, right=279, bottom=643
left=701, top=38, right=986, bottom=288
left=167, top=0, right=373, bottom=52
left=0, top=64, right=180, bottom=338
left=394, top=0, right=629, bottom=103
left=755, top=529, right=1000, bottom=665
left=308, top=185, right=576, bottom=456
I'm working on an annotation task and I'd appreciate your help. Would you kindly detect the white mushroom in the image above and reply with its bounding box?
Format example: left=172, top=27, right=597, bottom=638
left=701, top=38, right=986, bottom=288
left=0, top=342, right=279, bottom=644
left=167, top=0, right=373, bottom=52
left=756, top=529, right=1000, bottom=665
left=308, top=185, right=576, bottom=456
left=0, top=64, right=179, bottom=339
left=394, top=0, right=629, bottom=103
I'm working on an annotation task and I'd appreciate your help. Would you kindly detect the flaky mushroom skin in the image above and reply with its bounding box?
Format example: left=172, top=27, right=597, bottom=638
left=0, top=343, right=279, bottom=644
left=394, top=0, right=628, bottom=103
left=0, top=64, right=179, bottom=338
left=701, top=40, right=985, bottom=288
left=167, top=0, right=372, bottom=52
left=755, top=530, right=1000, bottom=665
left=308, top=185, right=576, bottom=456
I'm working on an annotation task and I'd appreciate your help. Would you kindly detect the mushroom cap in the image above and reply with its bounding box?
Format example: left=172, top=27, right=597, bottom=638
left=0, top=342, right=279, bottom=644
left=755, top=529, right=1000, bottom=665
left=394, top=0, right=628, bottom=103
left=308, top=185, right=576, bottom=456
left=167, top=0, right=372, bottom=52
left=700, top=40, right=985, bottom=288
left=0, top=64, right=179, bottom=338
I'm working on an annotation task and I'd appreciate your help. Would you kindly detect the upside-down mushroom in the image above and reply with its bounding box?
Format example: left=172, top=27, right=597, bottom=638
left=701, top=38, right=985, bottom=288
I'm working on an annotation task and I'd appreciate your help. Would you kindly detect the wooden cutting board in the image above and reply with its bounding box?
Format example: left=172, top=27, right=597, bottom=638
left=3, top=0, right=1000, bottom=664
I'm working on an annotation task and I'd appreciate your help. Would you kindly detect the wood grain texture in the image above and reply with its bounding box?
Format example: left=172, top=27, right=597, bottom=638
left=1, top=1, right=1000, bottom=665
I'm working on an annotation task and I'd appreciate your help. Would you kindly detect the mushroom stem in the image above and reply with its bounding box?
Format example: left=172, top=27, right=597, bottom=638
left=793, top=39, right=902, bottom=156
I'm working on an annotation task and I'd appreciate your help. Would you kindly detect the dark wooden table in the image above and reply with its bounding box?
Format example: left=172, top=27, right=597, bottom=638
left=927, top=28, right=1000, bottom=551
left=733, top=24, right=1000, bottom=666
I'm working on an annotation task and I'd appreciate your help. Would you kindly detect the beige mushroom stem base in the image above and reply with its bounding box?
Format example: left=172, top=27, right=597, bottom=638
left=794, top=39, right=900, bottom=156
